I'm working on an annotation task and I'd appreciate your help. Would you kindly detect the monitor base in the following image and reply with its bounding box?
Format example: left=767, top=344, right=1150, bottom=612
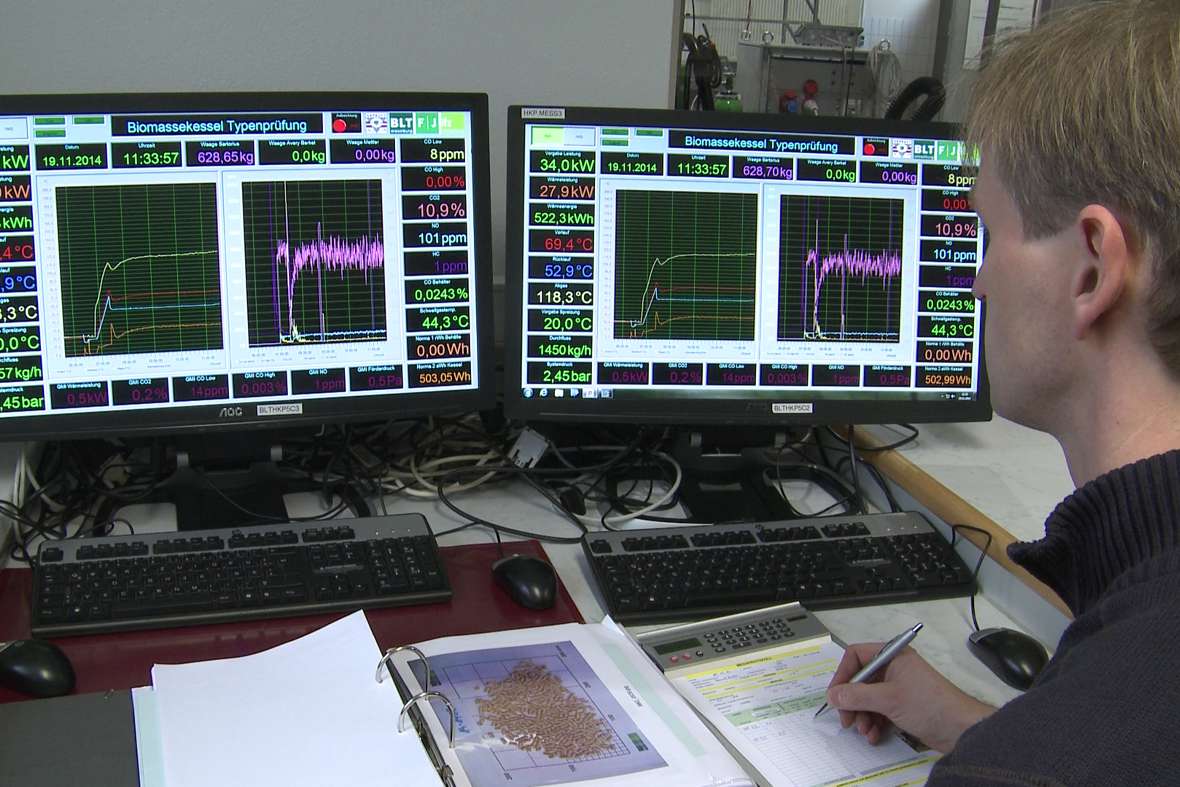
left=165, top=462, right=290, bottom=532
left=607, top=438, right=859, bottom=524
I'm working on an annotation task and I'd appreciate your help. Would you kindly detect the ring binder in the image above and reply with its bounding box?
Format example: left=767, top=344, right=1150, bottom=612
left=376, top=644, right=432, bottom=685
left=376, top=645, right=459, bottom=786
left=399, top=689, right=456, bottom=747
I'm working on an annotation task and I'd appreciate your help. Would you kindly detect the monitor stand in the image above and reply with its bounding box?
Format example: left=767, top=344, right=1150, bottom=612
left=670, top=450, right=793, bottom=522
left=164, top=461, right=289, bottom=532
left=154, top=433, right=290, bottom=531
left=608, top=430, right=856, bottom=523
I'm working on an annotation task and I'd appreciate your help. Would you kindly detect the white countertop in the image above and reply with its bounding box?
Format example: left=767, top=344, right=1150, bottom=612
left=880, top=417, right=1074, bottom=544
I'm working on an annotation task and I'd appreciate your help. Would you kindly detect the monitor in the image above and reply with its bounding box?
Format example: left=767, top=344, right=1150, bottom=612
left=505, top=106, right=988, bottom=427
left=0, top=92, right=494, bottom=440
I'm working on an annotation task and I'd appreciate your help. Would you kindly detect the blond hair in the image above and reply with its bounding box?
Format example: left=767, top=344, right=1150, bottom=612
left=964, top=0, right=1180, bottom=371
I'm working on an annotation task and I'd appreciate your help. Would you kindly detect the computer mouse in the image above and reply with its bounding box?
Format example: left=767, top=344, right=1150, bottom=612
left=492, top=554, right=558, bottom=610
left=0, top=639, right=76, bottom=698
left=967, top=627, right=1049, bottom=691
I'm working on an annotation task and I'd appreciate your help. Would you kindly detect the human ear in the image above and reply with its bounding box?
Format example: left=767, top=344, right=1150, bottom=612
left=1070, top=205, right=1132, bottom=340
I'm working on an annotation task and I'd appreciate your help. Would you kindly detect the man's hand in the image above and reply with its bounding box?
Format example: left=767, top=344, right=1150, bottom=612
left=826, top=642, right=995, bottom=753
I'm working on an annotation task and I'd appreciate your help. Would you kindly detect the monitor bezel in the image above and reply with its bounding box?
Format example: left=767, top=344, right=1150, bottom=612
left=504, top=105, right=990, bottom=426
left=0, top=91, right=496, bottom=440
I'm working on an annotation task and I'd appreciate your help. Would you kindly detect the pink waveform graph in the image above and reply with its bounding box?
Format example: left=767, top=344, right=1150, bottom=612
left=273, top=222, right=385, bottom=342
left=801, top=225, right=901, bottom=340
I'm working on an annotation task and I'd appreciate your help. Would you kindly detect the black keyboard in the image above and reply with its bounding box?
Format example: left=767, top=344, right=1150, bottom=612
left=31, top=514, right=451, bottom=637
left=584, top=511, right=975, bottom=624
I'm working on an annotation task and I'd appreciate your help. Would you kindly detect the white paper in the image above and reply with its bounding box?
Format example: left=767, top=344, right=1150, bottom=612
left=150, top=610, right=440, bottom=787
left=390, top=621, right=754, bottom=787
left=668, top=636, right=937, bottom=787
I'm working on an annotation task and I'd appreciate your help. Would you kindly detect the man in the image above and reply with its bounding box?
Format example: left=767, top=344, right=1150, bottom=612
left=826, top=1, right=1180, bottom=784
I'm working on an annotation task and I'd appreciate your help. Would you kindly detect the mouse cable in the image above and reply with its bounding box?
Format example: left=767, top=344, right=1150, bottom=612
left=826, top=423, right=921, bottom=453
left=492, top=522, right=505, bottom=558
left=761, top=466, right=862, bottom=518
left=194, top=469, right=350, bottom=525
left=863, top=461, right=902, bottom=513
left=950, top=523, right=994, bottom=632
left=819, top=426, right=883, bottom=514
left=833, top=455, right=902, bottom=513
left=431, top=464, right=587, bottom=544
left=846, top=426, right=867, bottom=514
left=813, top=426, right=839, bottom=473
left=763, top=435, right=863, bottom=517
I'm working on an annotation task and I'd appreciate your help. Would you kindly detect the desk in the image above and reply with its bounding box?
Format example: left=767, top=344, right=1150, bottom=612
left=0, top=540, right=582, bottom=701
left=875, top=418, right=1074, bottom=544
left=0, top=420, right=1076, bottom=784
left=857, top=419, right=1075, bottom=644
left=0, top=538, right=583, bottom=786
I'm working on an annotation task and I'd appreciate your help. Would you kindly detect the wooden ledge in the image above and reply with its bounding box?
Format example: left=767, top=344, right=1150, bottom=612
left=842, top=428, right=1072, bottom=618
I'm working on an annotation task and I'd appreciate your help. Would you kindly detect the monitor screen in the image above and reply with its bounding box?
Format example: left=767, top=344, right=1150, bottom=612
left=0, top=93, right=493, bottom=439
left=505, top=106, right=988, bottom=426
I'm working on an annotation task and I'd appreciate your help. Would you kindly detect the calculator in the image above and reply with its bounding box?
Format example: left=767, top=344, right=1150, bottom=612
left=634, top=602, right=830, bottom=672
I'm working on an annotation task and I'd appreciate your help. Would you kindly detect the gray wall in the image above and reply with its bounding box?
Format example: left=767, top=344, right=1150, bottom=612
left=0, top=0, right=681, bottom=284
left=940, top=0, right=980, bottom=124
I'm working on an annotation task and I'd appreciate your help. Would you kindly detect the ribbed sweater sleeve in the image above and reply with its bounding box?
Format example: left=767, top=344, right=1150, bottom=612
left=925, top=450, right=1180, bottom=786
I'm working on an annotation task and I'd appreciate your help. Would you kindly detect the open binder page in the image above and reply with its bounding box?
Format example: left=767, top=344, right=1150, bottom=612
left=150, top=611, right=440, bottom=787
left=131, top=687, right=165, bottom=787
left=390, top=621, right=754, bottom=787
left=666, top=635, right=938, bottom=787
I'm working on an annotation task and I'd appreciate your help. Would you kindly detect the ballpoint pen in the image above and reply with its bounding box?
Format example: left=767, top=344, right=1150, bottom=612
left=815, top=622, right=924, bottom=718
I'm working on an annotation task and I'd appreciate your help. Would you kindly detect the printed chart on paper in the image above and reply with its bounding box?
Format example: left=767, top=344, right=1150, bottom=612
left=411, top=641, right=666, bottom=786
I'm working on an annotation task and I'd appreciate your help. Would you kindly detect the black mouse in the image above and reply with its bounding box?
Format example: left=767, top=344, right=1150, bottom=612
left=492, top=554, right=557, bottom=610
left=0, top=639, right=76, bottom=698
left=967, top=627, right=1049, bottom=691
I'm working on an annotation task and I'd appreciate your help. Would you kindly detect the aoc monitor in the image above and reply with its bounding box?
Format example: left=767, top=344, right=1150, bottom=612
left=0, top=92, right=494, bottom=439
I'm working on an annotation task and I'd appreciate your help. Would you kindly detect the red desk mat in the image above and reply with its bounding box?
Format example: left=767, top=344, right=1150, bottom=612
left=0, top=540, right=582, bottom=703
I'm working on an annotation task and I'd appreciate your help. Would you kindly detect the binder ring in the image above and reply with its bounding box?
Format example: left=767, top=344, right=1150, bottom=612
left=376, top=644, right=433, bottom=685
left=399, top=690, right=457, bottom=748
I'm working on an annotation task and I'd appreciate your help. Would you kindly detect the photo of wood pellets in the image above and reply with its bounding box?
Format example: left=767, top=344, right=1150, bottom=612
left=475, top=661, right=614, bottom=759
left=410, top=641, right=667, bottom=786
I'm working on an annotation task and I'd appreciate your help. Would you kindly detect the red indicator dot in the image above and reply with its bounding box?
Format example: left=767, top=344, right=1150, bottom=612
left=864, top=142, right=876, bottom=155
left=332, top=118, right=347, bottom=133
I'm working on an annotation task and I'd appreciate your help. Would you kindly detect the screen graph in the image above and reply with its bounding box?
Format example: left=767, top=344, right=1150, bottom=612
left=56, top=183, right=224, bottom=358
left=242, top=179, right=387, bottom=347
left=778, top=194, right=904, bottom=343
left=612, top=190, right=757, bottom=341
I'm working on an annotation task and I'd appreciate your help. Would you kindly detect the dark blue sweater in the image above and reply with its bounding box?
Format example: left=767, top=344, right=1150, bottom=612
left=929, top=450, right=1180, bottom=786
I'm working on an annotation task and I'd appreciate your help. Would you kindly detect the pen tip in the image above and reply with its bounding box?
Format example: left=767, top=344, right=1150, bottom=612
left=814, top=703, right=828, bottom=718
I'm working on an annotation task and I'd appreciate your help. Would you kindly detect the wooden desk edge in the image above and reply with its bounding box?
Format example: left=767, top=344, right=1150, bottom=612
left=848, top=429, right=1073, bottom=619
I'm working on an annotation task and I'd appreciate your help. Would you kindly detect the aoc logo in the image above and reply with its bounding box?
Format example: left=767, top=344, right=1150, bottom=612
left=218, top=406, right=245, bottom=418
